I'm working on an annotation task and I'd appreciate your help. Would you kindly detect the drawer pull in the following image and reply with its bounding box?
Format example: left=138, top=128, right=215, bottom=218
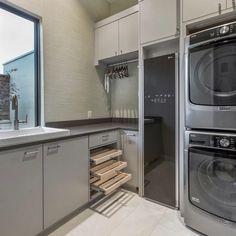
left=102, top=135, right=109, bottom=138
left=48, top=145, right=61, bottom=150
left=102, top=138, right=109, bottom=142
left=23, top=150, right=39, bottom=161
left=126, top=133, right=136, bottom=137
left=218, top=3, right=222, bottom=14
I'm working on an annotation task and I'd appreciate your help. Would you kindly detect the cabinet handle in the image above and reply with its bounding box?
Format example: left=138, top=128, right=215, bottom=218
left=120, top=50, right=123, bottom=54
left=102, top=138, right=109, bottom=142
left=233, top=0, right=236, bottom=10
left=48, top=145, right=61, bottom=151
left=126, top=133, right=136, bottom=137
left=218, top=3, right=222, bottom=14
left=23, top=150, right=39, bottom=161
left=102, top=135, right=109, bottom=138
left=176, top=27, right=180, bottom=36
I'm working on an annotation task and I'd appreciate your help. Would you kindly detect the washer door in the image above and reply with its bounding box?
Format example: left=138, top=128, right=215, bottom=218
left=189, top=147, right=236, bottom=222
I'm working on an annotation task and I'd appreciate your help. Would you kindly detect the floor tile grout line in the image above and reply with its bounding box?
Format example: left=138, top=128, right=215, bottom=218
left=108, top=197, right=142, bottom=236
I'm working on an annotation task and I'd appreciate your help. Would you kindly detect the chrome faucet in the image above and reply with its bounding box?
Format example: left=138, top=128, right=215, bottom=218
left=12, top=95, right=28, bottom=130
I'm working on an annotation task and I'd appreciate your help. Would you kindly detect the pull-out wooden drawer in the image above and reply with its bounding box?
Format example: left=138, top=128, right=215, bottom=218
left=91, top=160, right=127, bottom=180
left=90, top=148, right=123, bottom=165
left=92, top=173, right=132, bottom=195
left=89, top=131, right=118, bottom=149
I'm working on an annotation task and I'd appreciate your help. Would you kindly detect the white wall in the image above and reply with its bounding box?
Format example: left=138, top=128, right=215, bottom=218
left=110, top=62, right=138, bottom=119
left=3, top=0, right=110, bottom=123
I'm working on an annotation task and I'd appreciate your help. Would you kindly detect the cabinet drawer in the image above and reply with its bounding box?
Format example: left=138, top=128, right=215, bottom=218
left=89, top=131, right=118, bottom=148
left=90, top=148, right=123, bottom=165
left=91, top=160, right=127, bottom=180
left=92, top=172, right=132, bottom=195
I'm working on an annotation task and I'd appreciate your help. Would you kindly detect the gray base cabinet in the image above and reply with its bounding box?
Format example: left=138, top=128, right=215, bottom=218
left=121, top=131, right=139, bottom=189
left=0, top=145, right=43, bottom=236
left=43, top=137, right=89, bottom=228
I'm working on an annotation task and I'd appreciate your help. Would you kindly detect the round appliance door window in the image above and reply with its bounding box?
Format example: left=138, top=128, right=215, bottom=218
left=198, top=158, right=236, bottom=207
left=196, top=49, right=236, bottom=96
left=189, top=41, right=236, bottom=105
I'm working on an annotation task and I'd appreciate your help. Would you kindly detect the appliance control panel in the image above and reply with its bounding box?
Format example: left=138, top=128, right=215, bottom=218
left=189, top=22, right=236, bottom=45
left=189, top=133, right=236, bottom=150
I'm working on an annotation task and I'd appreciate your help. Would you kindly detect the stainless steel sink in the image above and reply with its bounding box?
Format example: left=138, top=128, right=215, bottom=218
left=0, top=127, right=70, bottom=147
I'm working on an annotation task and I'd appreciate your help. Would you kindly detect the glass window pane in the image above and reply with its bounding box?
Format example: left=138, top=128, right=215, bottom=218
left=0, top=7, right=38, bottom=129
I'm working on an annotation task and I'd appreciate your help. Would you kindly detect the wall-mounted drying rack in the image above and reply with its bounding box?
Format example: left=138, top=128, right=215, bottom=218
left=104, top=59, right=138, bottom=93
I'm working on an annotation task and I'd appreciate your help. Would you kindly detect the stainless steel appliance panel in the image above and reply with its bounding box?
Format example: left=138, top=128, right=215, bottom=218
left=185, top=22, right=236, bottom=130
left=184, top=131, right=236, bottom=236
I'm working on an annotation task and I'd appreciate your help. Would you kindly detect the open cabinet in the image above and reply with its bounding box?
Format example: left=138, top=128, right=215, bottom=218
left=89, top=131, right=132, bottom=200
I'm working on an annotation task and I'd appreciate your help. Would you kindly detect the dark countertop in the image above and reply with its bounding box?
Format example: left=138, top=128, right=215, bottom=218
left=68, top=122, right=139, bottom=136
left=0, top=122, right=138, bottom=151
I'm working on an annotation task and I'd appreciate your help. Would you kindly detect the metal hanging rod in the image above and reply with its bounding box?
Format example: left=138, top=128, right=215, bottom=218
left=107, top=59, right=138, bottom=68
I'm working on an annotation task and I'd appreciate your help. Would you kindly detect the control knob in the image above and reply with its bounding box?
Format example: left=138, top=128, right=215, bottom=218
left=220, top=25, right=230, bottom=35
left=219, top=138, right=230, bottom=148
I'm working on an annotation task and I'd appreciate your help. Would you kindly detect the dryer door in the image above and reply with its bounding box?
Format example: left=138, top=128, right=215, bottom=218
left=189, top=147, right=236, bottom=222
left=189, top=38, right=236, bottom=106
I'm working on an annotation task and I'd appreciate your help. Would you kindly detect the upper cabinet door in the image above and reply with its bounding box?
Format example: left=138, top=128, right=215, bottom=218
left=227, top=0, right=235, bottom=9
left=95, top=21, right=119, bottom=61
left=140, top=0, right=177, bottom=45
left=183, top=0, right=227, bottom=22
left=119, top=13, right=139, bottom=55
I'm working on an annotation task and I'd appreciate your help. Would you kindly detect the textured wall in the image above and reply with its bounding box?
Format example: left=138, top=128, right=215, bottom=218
left=4, top=0, right=110, bottom=122
left=110, top=62, right=138, bottom=118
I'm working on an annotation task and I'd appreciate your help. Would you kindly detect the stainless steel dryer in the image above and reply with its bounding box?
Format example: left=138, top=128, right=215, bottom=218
left=184, top=131, right=236, bottom=236
left=185, top=21, right=236, bottom=130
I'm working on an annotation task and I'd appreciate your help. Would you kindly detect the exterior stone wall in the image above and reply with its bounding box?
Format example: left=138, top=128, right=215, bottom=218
left=0, top=75, right=10, bottom=120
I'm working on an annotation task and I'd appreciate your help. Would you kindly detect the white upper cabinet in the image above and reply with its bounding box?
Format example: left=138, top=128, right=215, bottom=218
left=183, top=0, right=227, bottom=22
left=95, top=6, right=139, bottom=64
left=140, top=0, right=177, bottom=45
left=95, top=21, right=119, bottom=61
left=119, top=13, right=139, bottom=55
left=227, top=0, right=235, bottom=9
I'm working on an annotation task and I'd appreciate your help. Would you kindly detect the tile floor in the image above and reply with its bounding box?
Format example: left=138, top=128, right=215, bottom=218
left=49, top=190, right=199, bottom=236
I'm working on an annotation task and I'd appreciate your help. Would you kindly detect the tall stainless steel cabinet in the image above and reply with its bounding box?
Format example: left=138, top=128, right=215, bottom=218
left=0, top=145, right=43, bottom=236
left=44, top=137, right=89, bottom=228
left=121, top=130, right=139, bottom=190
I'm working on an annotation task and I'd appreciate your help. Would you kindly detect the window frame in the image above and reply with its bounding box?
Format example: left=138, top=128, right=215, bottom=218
left=0, top=2, right=41, bottom=126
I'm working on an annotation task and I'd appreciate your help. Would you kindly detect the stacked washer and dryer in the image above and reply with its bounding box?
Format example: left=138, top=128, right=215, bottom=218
left=184, top=22, right=236, bottom=236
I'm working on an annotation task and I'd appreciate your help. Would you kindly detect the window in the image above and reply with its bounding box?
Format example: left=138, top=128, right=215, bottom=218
left=0, top=3, right=40, bottom=129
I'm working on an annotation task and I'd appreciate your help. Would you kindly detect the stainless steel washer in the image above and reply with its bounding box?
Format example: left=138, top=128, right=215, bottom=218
left=184, top=130, right=236, bottom=236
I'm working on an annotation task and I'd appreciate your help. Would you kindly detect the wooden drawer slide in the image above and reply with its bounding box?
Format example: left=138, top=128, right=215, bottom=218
left=92, top=173, right=132, bottom=195
left=91, top=160, right=127, bottom=180
left=90, top=148, right=123, bottom=165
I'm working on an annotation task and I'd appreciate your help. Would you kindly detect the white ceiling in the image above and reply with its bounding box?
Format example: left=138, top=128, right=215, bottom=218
left=79, top=0, right=110, bottom=22
left=80, top=0, right=137, bottom=22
